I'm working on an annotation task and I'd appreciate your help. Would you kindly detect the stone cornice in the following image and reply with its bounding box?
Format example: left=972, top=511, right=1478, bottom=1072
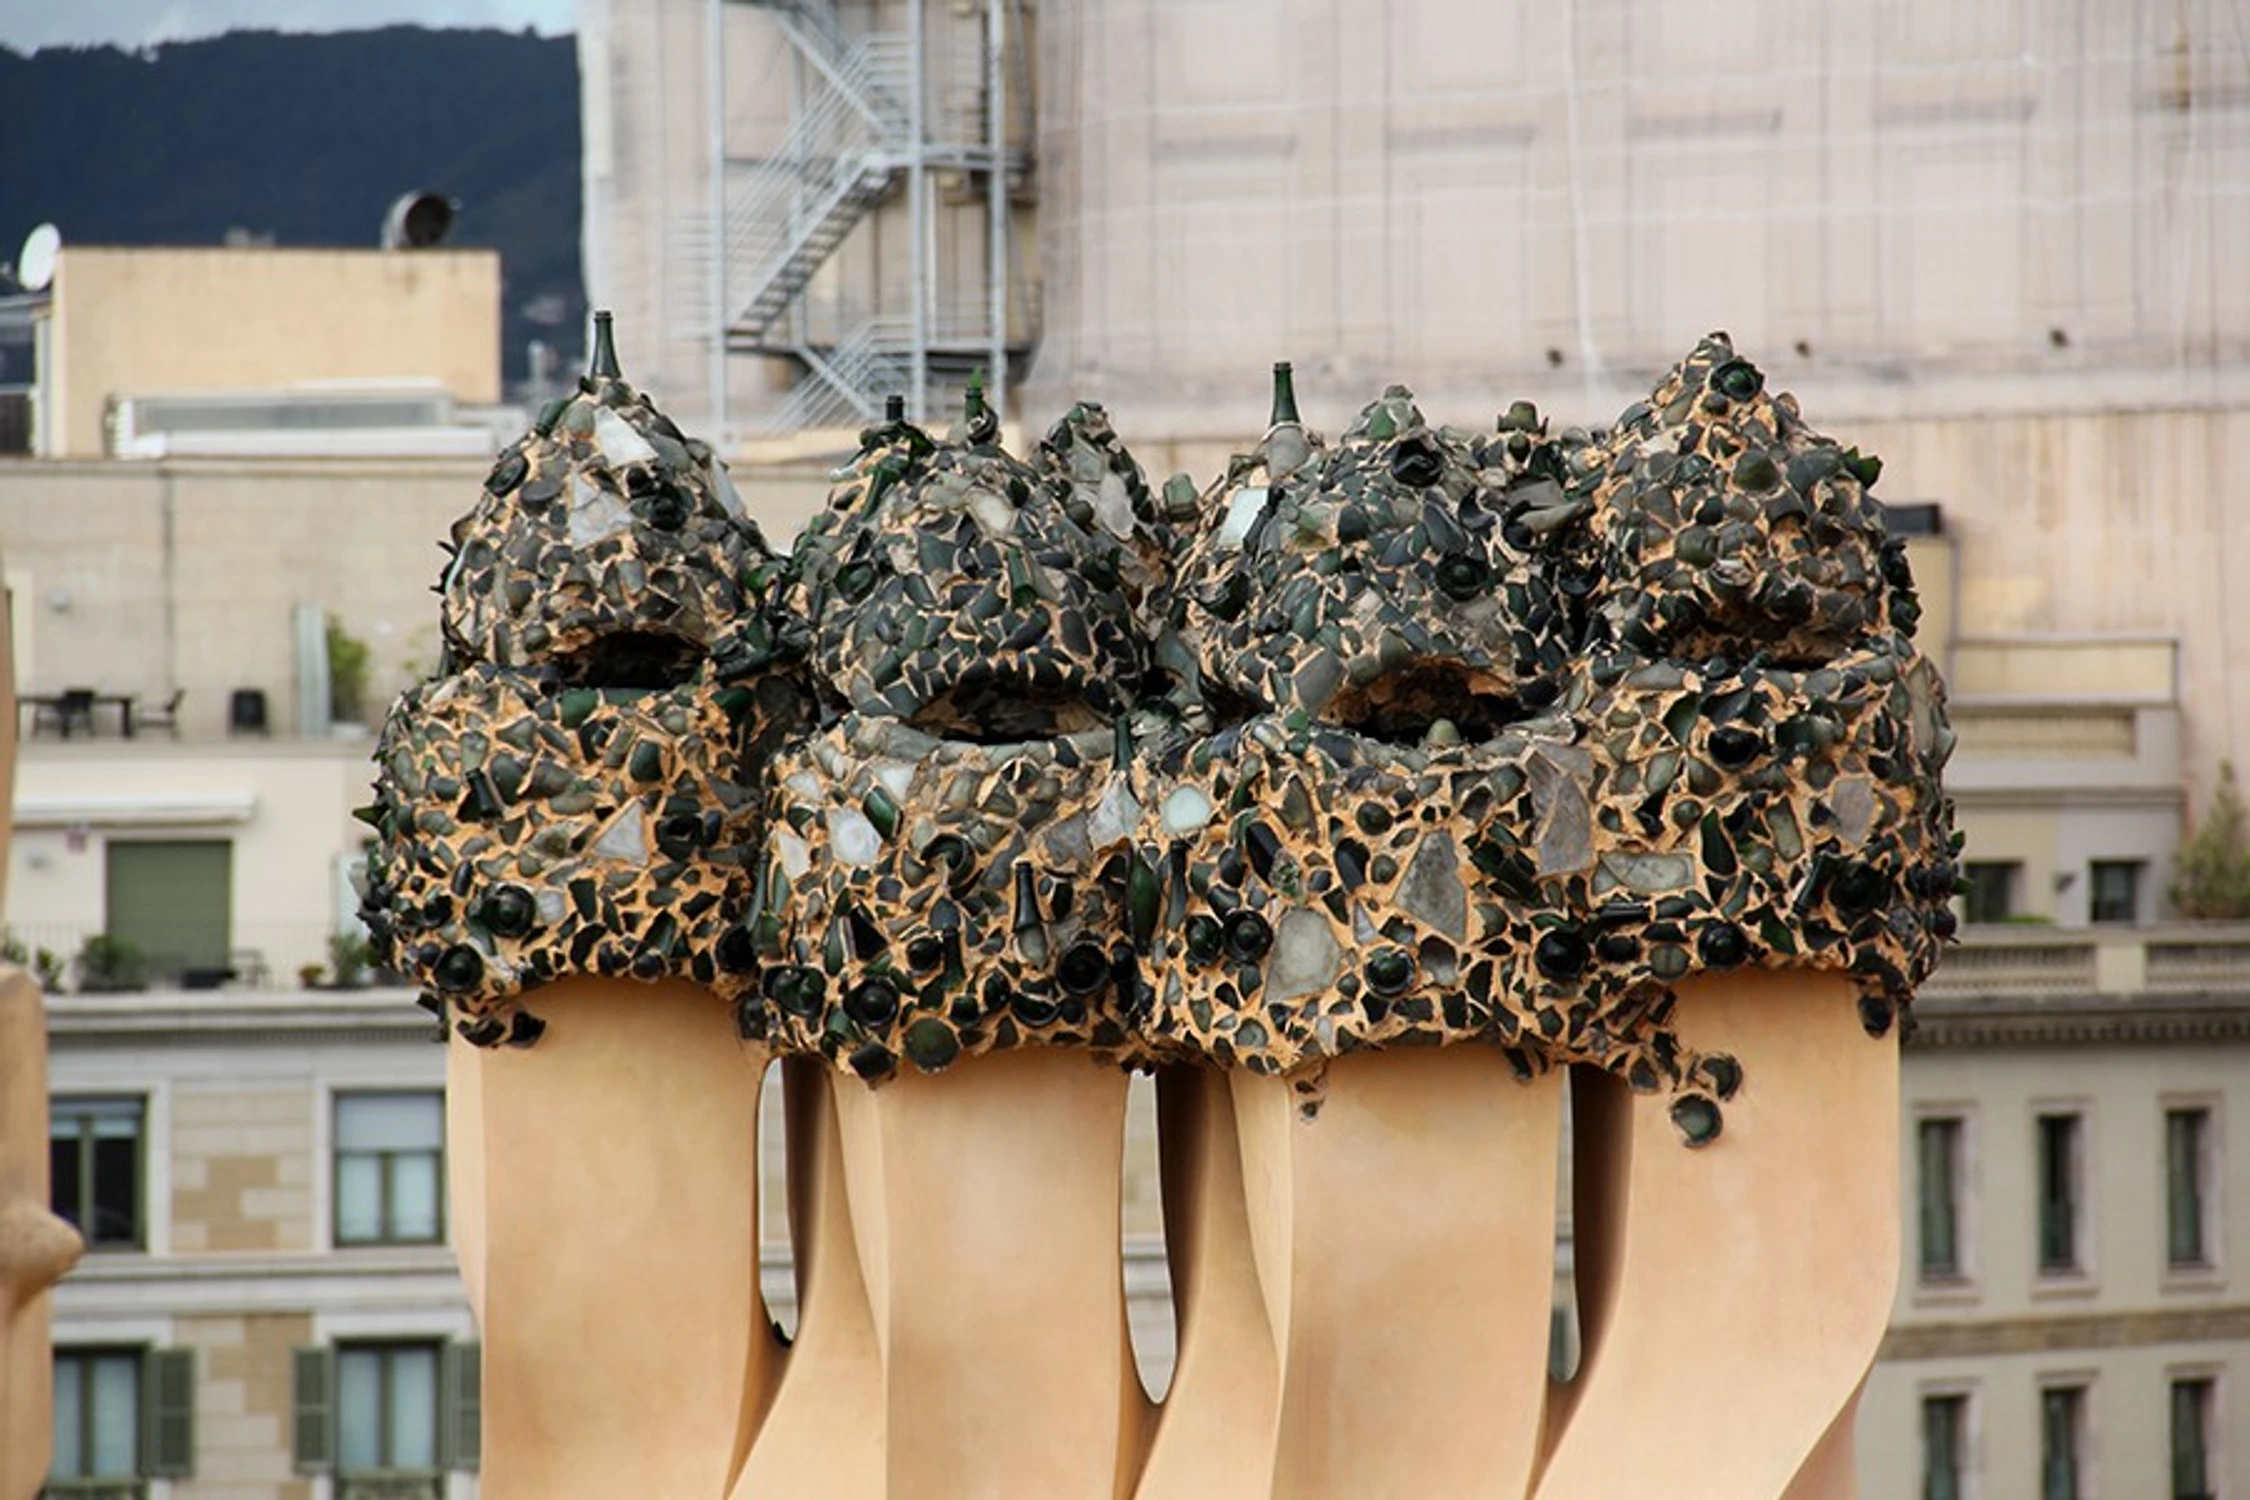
left=45, top=988, right=437, bottom=1046
left=1907, top=993, right=2250, bottom=1049
left=1880, top=1302, right=2250, bottom=1361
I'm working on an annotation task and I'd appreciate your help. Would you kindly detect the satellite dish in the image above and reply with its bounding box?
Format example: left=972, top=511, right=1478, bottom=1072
left=18, top=223, right=60, bottom=292
left=381, top=192, right=456, bottom=250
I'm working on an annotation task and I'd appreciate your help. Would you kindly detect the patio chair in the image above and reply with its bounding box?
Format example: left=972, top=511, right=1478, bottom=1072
left=138, top=688, right=185, bottom=737
left=33, top=688, right=97, bottom=738
left=229, top=688, right=269, bottom=736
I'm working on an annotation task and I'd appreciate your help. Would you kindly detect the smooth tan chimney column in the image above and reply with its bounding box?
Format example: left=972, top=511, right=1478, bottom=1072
left=728, top=1059, right=884, bottom=1500
left=830, top=1050, right=1144, bottom=1500
left=468, top=981, right=777, bottom=1500
left=1534, top=974, right=1899, bottom=1500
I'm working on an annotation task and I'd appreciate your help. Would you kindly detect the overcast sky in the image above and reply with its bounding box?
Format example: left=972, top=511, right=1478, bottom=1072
left=0, top=0, right=573, bottom=52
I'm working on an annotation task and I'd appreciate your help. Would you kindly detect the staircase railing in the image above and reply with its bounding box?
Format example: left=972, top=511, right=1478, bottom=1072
left=724, top=30, right=911, bottom=339
left=755, top=316, right=918, bottom=432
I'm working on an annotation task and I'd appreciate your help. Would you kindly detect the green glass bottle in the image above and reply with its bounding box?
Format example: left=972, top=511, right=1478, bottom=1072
left=1262, top=360, right=1312, bottom=478
left=962, top=374, right=1000, bottom=447
left=1270, top=360, right=1301, bottom=425
left=588, top=309, right=621, bottom=380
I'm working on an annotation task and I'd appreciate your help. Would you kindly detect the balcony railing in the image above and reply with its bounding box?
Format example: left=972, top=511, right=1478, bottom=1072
left=40, top=1482, right=147, bottom=1500
left=1949, top=634, right=2178, bottom=702
left=1920, top=925, right=2250, bottom=1002
left=3, top=920, right=357, bottom=993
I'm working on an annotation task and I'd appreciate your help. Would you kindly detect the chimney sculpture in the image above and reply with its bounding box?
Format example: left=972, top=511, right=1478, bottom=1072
left=366, top=325, right=1953, bottom=1500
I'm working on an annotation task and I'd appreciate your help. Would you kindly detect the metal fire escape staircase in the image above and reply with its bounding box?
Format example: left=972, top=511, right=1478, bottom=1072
left=723, top=0, right=1026, bottom=432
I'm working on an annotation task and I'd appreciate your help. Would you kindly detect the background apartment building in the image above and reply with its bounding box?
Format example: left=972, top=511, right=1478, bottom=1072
left=1870, top=928, right=2250, bottom=1499
left=42, top=987, right=477, bottom=1500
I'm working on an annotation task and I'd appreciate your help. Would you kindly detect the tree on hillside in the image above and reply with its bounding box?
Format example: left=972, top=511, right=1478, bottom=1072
left=2171, top=761, right=2250, bottom=919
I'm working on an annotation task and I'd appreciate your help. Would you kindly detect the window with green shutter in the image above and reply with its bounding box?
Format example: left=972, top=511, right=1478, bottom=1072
left=1922, top=1393, right=1967, bottom=1500
left=2036, top=1113, right=2082, bottom=1273
left=48, top=1345, right=193, bottom=1490
left=1917, top=1117, right=1963, bottom=1278
left=2039, top=1385, right=2083, bottom=1500
left=1962, top=861, right=2020, bottom=923
left=2166, top=1108, right=2211, bottom=1268
left=2089, top=859, right=2143, bottom=924
left=2172, top=1377, right=2215, bottom=1500
left=441, top=1341, right=481, bottom=1472
left=294, top=1340, right=478, bottom=1492
left=292, top=1346, right=335, bottom=1474
left=102, top=839, right=232, bottom=983
left=142, top=1348, right=194, bottom=1478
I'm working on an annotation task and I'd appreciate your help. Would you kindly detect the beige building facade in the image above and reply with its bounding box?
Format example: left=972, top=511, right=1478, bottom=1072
left=42, top=990, right=478, bottom=1500
left=1863, top=926, right=2250, bottom=1498
left=23, top=248, right=502, bottom=461
left=36, top=941, right=2250, bottom=1497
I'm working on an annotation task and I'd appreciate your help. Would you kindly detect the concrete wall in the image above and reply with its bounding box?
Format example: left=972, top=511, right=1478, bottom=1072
left=590, top=0, right=2250, bottom=801
left=1840, top=399, right=2250, bottom=800
left=45, top=247, right=502, bottom=459
left=0, top=459, right=485, bottom=738
left=1029, top=0, right=2250, bottom=421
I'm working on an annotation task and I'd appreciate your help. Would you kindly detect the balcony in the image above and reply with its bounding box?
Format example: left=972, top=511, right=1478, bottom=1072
left=1913, top=925, right=2250, bottom=1048
left=1945, top=634, right=2181, bottom=799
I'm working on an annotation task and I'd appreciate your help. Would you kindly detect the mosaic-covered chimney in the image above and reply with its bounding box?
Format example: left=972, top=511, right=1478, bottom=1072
left=364, top=323, right=1954, bottom=1500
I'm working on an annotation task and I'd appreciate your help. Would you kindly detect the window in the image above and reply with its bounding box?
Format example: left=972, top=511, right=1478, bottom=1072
left=1963, top=861, right=2020, bottom=923
left=2172, top=1377, right=2215, bottom=1500
left=49, top=1098, right=144, bottom=1250
left=2089, top=859, right=2143, bottom=924
left=340, top=1343, right=440, bottom=1478
left=2038, top=1113, right=2083, bottom=1273
left=2041, top=1385, right=2084, bottom=1500
left=1923, top=1392, right=1967, bottom=1500
left=47, top=1346, right=194, bottom=1491
left=1918, top=1117, right=1965, bottom=1278
left=2168, top=1108, right=2213, bottom=1268
left=102, top=839, right=233, bottom=984
left=49, top=1350, right=139, bottom=1486
left=333, top=1092, right=444, bottom=1246
left=292, top=1341, right=479, bottom=1493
